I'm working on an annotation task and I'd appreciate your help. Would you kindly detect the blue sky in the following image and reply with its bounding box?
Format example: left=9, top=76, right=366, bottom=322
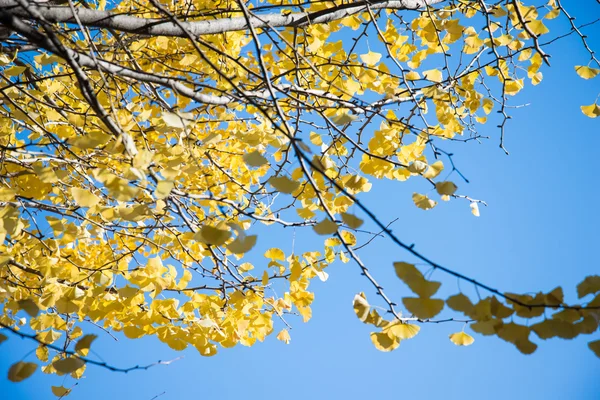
left=2, top=2, right=600, bottom=400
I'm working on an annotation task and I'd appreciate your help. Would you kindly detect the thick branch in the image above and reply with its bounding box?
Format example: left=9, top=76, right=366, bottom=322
left=0, top=0, right=445, bottom=37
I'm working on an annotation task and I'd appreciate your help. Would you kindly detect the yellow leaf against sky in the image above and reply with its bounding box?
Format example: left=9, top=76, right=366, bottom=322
left=269, top=176, right=300, bottom=194
left=589, top=340, right=600, bottom=358
left=8, top=362, right=37, bottom=382
left=412, top=193, right=437, bottom=210
left=313, top=219, right=338, bottom=235
left=341, top=212, right=363, bottom=229
left=581, top=103, right=600, bottom=118
left=394, top=262, right=441, bottom=297
left=75, top=334, right=98, bottom=356
left=52, top=357, right=85, bottom=374
left=575, top=65, right=600, bottom=80
left=576, top=275, right=600, bottom=298
left=353, top=293, right=370, bottom=323
left=435, top=181, right=458, bottom=196
left=51, top=386, right=72, bottom=397
left=423, top=69, right=443, bottom=83
left=402, top=297, right=444, bottom=319
left=386, top=322, right=420, bottom=339
left=449, top=331, right=475, bottom=346
left=370, top=332, right=400, bottom=352
left=276, top=329, right=291, bottom=344
left=423, top=161, right=444, bottom=179
left=360, top=51, right=382, bottom=66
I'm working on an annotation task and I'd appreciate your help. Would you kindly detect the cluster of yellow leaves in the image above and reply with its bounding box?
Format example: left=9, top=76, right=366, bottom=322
left=354, top=261, right=600, bottom=355
left=353, top=293, right=421, bottom=351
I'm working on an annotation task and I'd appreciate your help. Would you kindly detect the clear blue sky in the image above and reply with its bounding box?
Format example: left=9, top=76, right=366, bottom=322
left=2, top=3, right=599, bottom=400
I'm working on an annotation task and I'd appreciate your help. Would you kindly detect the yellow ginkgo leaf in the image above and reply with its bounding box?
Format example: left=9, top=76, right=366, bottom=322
left=51, top=386, right=72, bottom=397
left=393, top=262, right=441, bottom=297
left=490, top=296, right=514, bottom=318
left=313, top=219, right=338, bottom=235
left=155, top=180, right=174, bottom=200
left=341, top=212, right=363, bottom=229
left=75, top=334, right=97, bottom=356
left=196, top=225, right=231, bottom=246
left=331, top=112, right=358, bottom=126
left=360, top=51, right=382, bottom=66
left=435, top=181, right=458, bottom=196
left=446, top=293, right=474, bottom=316
left=449, top=331, right=475, bottom=346
left=8, top=361, right=37, bottom=382
left=353, top=293, right=370, bottom=322
left=482, top=98, right=494, bottom=114
left=405, top=71, right=421, bottom=81
left=581, top=103, right=600, bottom=118
left=71, top=188, right=100, bottom=208
left=505, top=78, right=524, bottom=96
left=52, top=357, right=85, bottom=374
left=370, top=332, right=400, bottom=352
left=526, top=20, right=549, bottom=35
left=495, top=322, right=530, bottom=345
left=576, top=275, right=600, bottom=298
left=276, top=329, right=291, bottom=344
left=227, top=235, right=257, bottom=254
left=0, top=333, right=7, bottom=344
left=423, top=161, right=444, bottom=179
left=402, top=297, right=444, bottom=319
left=412, top=193, right=437, bottom=210
left=17, top=299, right=39, bottom=317
left=364, top=309, right=390, bottom=328
left=269, top=176, right=300, bottom=194
left=470, top=319, right=503, bottom=336
left=0, top=187, right=16, bottom=201
left=264, top=248, right=285, bottom=261
left=407, top=160, right=427, bottom=174
left=544, top=8, right=560, bottom=19
left=575, top=65, right=600, bottom=79
left=386, top=322, right=420, bottom=339
left=589, top=340, right=600, bottom=358
left=243, top=151, right=268, bottom=167
left=261, top=270, right=269, bottom=286
left=516, top=339, right=538, bottom=355
left=423, top=69, right=443, bottom=83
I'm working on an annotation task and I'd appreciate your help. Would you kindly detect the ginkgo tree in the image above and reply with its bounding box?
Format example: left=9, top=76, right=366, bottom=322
left=0, top=0, right=599, bottom=391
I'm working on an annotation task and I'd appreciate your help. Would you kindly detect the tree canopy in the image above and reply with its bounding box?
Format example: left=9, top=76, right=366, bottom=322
left=0, top=0, right=599, bottom=392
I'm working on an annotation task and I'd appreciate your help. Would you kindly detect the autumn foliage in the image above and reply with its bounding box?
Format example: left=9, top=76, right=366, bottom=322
left=0, top=0, right=599, bottom=392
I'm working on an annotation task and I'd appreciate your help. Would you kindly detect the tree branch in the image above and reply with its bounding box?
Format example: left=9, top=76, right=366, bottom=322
left=0, top=0, right=445, bottom=37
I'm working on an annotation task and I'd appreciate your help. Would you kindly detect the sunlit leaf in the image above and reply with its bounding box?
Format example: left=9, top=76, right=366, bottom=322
left=449, top=331, right=475, bottom=346
left=353, top=293, right=370, bottom=323
left=370, top=332, right=400, bottom=352
left=412, top=193, right=437, bottom=210
left=386, top=322, right=420, bottom=339
left=575, top=65, right=600, bottom=79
